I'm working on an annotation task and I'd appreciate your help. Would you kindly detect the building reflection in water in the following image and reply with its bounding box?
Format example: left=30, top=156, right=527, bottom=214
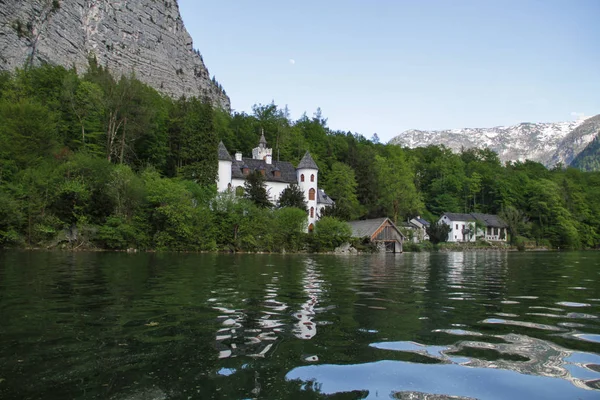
left=293, top=259, right=323, bottom=340
left=211, top=271, right=288, bottom=359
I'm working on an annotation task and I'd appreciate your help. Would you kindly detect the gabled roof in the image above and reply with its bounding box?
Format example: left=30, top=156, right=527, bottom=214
left=442, top=212, right=507, bottom=228
left=231, top=158, right=296, bottom=184
left=471, top=213, right=508, bottom=228
left=297, top=151, right=319, bottom=170
left=442, top=213, right=477, bottom=222
left=317, top=189, right=334, bottom=206
left=218, top=141, right=232, bottom=161
left=347, top=217, right=405, bottom=240
left=412, top=217, right=430, bottom=226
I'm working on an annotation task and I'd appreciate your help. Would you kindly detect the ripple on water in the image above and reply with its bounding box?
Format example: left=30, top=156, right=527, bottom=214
left=573, top=334, right=600, bottom=344
left=286, top=360, right=600, bottom=400
left=494, top=313, right=519, bottom=318
left=557, top=322, right=586, bottom=328
left=433, top=329, right=484, bottom=337
left=566, top=312, right=598, bottom=320
left=556, top=301, right=591, bottom=308
left=370, top=341, right=449, bottom=359
left=482, top=318, right=563, bottom=332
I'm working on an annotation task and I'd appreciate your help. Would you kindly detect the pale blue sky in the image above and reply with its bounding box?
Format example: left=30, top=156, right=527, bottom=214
left=179, top=0, right=599, bottom=142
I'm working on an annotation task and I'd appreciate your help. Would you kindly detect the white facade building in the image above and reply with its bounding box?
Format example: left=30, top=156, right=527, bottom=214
left=439, top=213, right=508, bottom=242
left=217, top=134, right=332, bottom=231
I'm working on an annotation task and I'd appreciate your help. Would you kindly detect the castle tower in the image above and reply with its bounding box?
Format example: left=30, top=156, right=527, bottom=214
left=297, top=151, right=319, bottom=231
left=252, top=130, right=272, bottom=161
left=217, top=141, right=232, bottom=191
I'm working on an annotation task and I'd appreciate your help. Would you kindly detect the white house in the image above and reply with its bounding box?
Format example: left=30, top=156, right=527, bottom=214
left=217, top=133, right=332, bottom=231
left=439, top=213, right=508, bottom=242
left=410, top=216, right=430, bottom=243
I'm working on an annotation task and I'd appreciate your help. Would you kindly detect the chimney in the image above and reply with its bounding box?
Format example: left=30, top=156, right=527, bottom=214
left=266, top=154, right=272, bottom=165
left=235, top=152, right=242, bottom=161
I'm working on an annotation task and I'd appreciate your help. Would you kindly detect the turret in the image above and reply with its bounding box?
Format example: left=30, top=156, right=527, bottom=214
left=297, top=151, right=319, bottom=231
left=252, top=130, right=272, bottom=160
left=217, top=141, right=232, bottom=191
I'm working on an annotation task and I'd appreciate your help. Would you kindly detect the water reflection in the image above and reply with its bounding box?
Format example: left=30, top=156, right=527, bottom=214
left=1, top=251, right=599, bottom=400
left=211, top=272, right=287, bottom=359
left=293, top=259, right=323, bottom=340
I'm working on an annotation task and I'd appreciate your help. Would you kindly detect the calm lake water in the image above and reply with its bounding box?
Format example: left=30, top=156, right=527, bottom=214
left=1, top=251, right=600, bottom=399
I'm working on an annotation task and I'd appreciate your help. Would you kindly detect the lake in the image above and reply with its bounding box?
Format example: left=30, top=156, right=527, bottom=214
left=0, top=251, right=599, bottom=399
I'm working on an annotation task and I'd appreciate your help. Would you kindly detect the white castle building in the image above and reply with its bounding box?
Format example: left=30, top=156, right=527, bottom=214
left=217, top=133, right=334, bottom=231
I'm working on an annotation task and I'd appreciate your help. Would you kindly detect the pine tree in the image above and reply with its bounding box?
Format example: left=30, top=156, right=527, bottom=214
left=278, top=183, right=307, bottom=211
left=244, top=170, right=272, bottom=208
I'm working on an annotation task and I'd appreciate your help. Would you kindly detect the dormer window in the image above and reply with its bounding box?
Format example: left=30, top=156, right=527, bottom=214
left=242, top=164, right=250, bottom=175
left=273, top=167, right=281, bottom=178
left=258, top=166, right=266, bottom=176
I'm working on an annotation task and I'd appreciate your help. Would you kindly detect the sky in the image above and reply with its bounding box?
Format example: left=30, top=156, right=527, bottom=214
left=178, top=0, right=600, bottom=142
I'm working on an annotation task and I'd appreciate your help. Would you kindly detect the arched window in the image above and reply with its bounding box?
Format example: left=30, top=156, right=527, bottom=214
left=300, top=174, right=305, bottom=182
left=308, top=223, right=314, bottom=233
left=310, top=174, right=315, bottom=182
left=310, top=207, right=314, bottom=218
left=309, top=188, right=315, bottom=201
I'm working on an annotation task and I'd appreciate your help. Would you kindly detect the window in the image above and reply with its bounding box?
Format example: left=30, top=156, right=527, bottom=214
left=300, top=174, right=305, bottom=182
left=310, top=207, right=314, bottom=218
left=309, top=188, right=315, bottom=201
left=310, top=174, right=315, bottom=182
left=308, top=223, right=314, bottom=233
left=455, top=224, right=458, bottom=230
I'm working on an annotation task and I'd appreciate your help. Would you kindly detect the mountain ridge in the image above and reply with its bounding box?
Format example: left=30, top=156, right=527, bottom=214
left=389, top=116, right=600, bottom=168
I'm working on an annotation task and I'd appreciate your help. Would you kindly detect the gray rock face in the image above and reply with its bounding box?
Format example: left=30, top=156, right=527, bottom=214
left=389, top=117, right=600, bottom=167
left=549, top=115, right=600, bottom=167
left=0, top=0, right=230, bottom=110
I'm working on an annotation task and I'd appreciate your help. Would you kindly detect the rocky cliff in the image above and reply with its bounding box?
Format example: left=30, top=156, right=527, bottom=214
left=549, top=115, right=600, bottom=167
left=389, top=116, right=600, bottom=168
left=0, top=0, right=230, bottom=109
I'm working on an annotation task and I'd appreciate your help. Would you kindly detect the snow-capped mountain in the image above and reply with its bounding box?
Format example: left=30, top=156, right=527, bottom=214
left=389, top=116, right=599, bottom=167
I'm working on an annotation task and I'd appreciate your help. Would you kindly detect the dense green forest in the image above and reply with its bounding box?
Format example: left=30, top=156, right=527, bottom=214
left=1, top=64, right=599, bottom=251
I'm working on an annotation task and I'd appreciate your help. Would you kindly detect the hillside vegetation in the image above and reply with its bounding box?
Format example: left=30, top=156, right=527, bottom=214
left=1, top=65, right=600, bottom=251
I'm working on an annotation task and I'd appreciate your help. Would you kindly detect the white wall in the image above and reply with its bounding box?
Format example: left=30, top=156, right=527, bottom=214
left=217, top=160, right=232, bottom=192
left=231, top=178, right=290, bottom=205
left=440, top=215, right=476, bottom=242
left=267, top=181, right=289, bottom=204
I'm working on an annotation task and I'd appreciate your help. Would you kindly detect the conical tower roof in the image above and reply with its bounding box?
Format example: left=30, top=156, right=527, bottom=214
left=218, top=141, right=232, bottom=161
left=297, top=151, right=319, bottom=170
left=259, top=130, right=267, bottom=146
